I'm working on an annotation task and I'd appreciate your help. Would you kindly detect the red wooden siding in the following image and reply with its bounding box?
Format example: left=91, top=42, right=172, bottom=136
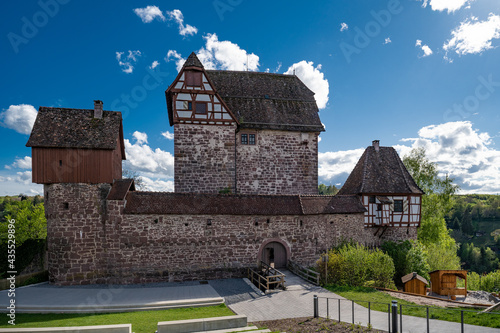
left=32, top=147, right=121, bottom=184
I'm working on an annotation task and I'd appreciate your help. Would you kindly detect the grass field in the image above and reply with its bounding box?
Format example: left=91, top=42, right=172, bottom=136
left=0, top=304, right=234, bottom=333
left=325, top=285, right=500, bottom=329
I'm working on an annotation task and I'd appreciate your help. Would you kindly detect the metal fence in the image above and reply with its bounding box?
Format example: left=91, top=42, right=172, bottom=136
left=313, top=295, right=500, bottom=333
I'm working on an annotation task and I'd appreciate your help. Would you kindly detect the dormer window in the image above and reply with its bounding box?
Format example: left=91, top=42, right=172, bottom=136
left=185, top=71, right=202, bottom=87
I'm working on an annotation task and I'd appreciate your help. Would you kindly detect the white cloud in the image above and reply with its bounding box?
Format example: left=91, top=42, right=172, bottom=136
left=150, top=60, right=159, bottom=69
left=6, top=156, right=31, bottom=170
left=132, top=131, right=148, bottom=145
left=384, top=37, right=392, bottom=45
left=319, top=121, right=500, bottom=194
left=415, top=39, right=433, bottom=57
left=420, top=0, right=473, bottom=13
left=166, top=9, right=198, bottom=36
left=116, top=50, right=141, bottom=74
left=133, top=6, right=165, bottom=23
left=165, top=50, right=185, bottom=72
left=0, top=170, right=42, bottom=195
left=16, top=171, right=32, bottom=185
left=284, top=61, right=329, bottom=109
left=0, top=104, right=37, bottom=135
left=161, top=131, right=174, bottom=140
left=197, top=33, right=260, bottom=71
left=123, top=135, right=174, bottom=178
left=443, top=14, right=500, bottom=60
left=141, top=176, right=174, bottom=192
left=340, top=22, right=349, bottom=32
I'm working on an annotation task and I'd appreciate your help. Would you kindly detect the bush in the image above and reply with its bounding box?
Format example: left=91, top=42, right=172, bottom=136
left=317, top=243, right=396, bottom=289
left=406, top=240, right=431, bottom=281
left=467, top=270, right=500, bottom=293
left=381, top=240, right=412, bottom=285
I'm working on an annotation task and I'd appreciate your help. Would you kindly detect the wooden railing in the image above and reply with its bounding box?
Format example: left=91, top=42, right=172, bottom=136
left=247, top=261, right=286, bottom=292
left=287, top=259, right=320, bottom=285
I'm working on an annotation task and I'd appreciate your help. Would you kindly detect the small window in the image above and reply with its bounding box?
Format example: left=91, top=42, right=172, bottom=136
left=185, top=71, right=202, bottom=87
left=394, top=200, right=404, bottom=212
left=249, top=134, right=256, bottom=145
left=241, top=134, right=248, bottom=145
left=195, top=103, right=207, bottom=114
left=63, top=202, right=69, bottom=210
left=369, top=196, right=376, bottom=203
left=59, top=160, right=62, bottom=167
left=207, top=219, right=212, bottom=226
left=377, top=204, right=382, bottom=211
left=183, top=101, right=193, bottom=110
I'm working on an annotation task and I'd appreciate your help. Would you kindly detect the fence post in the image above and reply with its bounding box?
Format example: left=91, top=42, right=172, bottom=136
left=461, top=310, right=464, bottom=333
left=388, top=304, right=391, bottom=332
left=352, top=300, right=354, bottom=324
left=426, top=307, right=430, bottom=333
left=338, top=298, right=341, bottom=322
left=327, top=298, right=329, bottom=318
left=313, top=295, right=318, bottom=318
left=391, top=300, right=398, bottom=333
left=368, top=302, right=371, bottom=326
left=400, top=304, right=403, bottom=333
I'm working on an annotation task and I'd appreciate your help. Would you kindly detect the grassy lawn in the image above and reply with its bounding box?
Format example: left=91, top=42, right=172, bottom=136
left=0, top=304, right=234, bottom=333
left=325, top=285, right=500, bottom=329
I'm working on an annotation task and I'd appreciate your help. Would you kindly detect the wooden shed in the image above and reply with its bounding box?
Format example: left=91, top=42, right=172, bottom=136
left=429, top=270, right=467, bottom=299
left=402, top=272, right=428, bottom=295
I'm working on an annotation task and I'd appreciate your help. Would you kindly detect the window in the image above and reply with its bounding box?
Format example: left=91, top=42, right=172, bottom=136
left=369, top=195, right=376, bottom=203
left=185, top=71, right=202, bottom=87
left=241, top=133, right=256, bottom=145
left=63, top=202, right=69, bottom=210
left=195, top=103, right=207, bottom=114
left=183, top=101, right=192, bottom=110
left=394, top=200, right=404, bottom=212
left=241, top=134, right=248, bottom=145
left=249, top=134, right=256, bottom=145
left=377, top=204, right=382, bottom=211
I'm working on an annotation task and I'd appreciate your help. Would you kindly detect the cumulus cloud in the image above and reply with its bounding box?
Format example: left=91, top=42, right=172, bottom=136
left=443, top=14, right=500, bottom=60
left=116, top=50, right=141, bottom=74
left=150, top=60, right=159, bottom=69
left=197, top=33, right=260, bottom=71
left=165, top=50, right=186, bottom=72
left=123, top=134, right=174, bottom=179
left=0, top=171, right=42, bottom=195
left=420, top=0, right=473, bottom=13
left=133, top=6, right=165, bottom=23
left=319, top=121, right=500, bottom=194
left=141, top=176, right=174, bottom=192
left=0, top=104, right=37, bottom=135
left=5, top=156, right=31, bottom=170
left=284, top=61, right=329, bottom=109
left=166, top=9, right=198, bottom=36
left=161, top=131, right=174, bottom=140
left=415, top=39, right=433, bottom=57
left=340, top=23, right=349, bottom=32
left=16, top=171, right=32, bottom=185
left=384, top=37, right=392, bottom=45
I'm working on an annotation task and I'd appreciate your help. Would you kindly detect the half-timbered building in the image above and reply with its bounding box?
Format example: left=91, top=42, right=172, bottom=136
left=338, top=140, right=424, bottom=233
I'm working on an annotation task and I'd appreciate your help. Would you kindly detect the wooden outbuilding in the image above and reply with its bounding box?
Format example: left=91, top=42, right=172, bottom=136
left=429, top=270, right=467, bottom=299
left=402, top=272, right=428, bottom=295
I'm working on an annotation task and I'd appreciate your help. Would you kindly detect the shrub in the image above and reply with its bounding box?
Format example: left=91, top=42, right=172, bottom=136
left=381, top=240, right=411, bottom=285
left=467, top=270, right=500, bottom=293
left=368, top=250, right=396, bottom=289
left=406, top=240, right=431, bottom=281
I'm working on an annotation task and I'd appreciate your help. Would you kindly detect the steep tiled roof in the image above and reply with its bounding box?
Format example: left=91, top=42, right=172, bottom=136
left=183, top=52, right=203, bottom=68
left=207, top=70, right=324, bottom=132
left=107, top=179, right=135, bottom=201
left=123, top=192, right=365, bottom=215
left=26, top=107, right=123, bottom=151
left=338, top=146, right=424, bottom=195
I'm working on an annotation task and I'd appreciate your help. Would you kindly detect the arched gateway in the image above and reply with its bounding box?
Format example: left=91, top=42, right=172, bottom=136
left=259, top=239, right=289, bottom=268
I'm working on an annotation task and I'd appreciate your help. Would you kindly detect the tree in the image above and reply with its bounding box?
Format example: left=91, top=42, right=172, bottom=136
left=318, top=184, right=339, bottom=195
left=402, top=147, right=459, bottom=246
left=122, top=169, right=145, bottom=190
left=461, top=208, right=474, bottom=235
left=0, top=199, right=46, bottom=247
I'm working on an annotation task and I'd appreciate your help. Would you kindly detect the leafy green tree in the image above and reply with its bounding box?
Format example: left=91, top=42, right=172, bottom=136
left=0, top=199, right=46, bottom=246
left=318, top=184, right=339, bottom=195
left=406, top=240, right=431, bottom=280
left=425, top=242, right=461, bottom=271
left=461, top=208, right=474, bottom=235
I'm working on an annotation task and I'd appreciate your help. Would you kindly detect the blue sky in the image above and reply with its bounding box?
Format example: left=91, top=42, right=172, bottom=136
left=1, top=0, right=500, bottom=195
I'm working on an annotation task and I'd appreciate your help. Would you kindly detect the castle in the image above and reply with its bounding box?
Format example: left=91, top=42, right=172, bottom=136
left=26, top=53, right=423, bottom=285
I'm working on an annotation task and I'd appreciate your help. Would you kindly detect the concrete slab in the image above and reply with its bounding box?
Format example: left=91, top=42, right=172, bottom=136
left=0, top=324, right=131, bottom=333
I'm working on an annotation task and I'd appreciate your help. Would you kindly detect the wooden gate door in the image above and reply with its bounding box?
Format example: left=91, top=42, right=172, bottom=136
left=261, top=242, right=287, bottom=268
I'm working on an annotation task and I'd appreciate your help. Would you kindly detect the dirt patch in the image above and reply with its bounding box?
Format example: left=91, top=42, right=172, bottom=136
left=254, top=317, right=384, bottom=333
left=382, top=291, right=484, bottom=308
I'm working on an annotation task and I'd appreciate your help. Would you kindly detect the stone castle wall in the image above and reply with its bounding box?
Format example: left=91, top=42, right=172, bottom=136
left=45, top=184, right=418, bottom=285
left=174, top=123, right=237, bottom=194
left=236, top=130, right=319, bottom=195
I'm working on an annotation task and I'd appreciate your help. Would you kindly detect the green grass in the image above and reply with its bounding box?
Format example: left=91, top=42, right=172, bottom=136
left=325, top=285, right=500, bottom=329
left=0, top=304, right=234, bottom=333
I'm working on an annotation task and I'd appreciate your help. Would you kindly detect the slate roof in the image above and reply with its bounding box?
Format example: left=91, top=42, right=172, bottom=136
left=107, top=179, right=135, bottom=201
left=207, top=70, right=324, bottom=132
left=183, top=52, right=203, bottom=68
left=123, top=192, right=365, bottom=215
left=26, top=107, right=124, bottom=154
left=338, top=145, right=424, bottom=195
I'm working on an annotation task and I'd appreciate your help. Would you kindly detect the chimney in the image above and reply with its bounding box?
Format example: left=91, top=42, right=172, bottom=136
left=94, top=100, right=103, bottom=119
left=372, top=140, right=380, bottom=151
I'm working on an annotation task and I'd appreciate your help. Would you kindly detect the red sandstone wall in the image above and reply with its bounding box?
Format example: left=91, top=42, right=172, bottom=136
left=174, top=123, right=237, bottom=194
left=236, top=130, right=319, bottom=195
left=45, top=184, right=418, bottom=285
